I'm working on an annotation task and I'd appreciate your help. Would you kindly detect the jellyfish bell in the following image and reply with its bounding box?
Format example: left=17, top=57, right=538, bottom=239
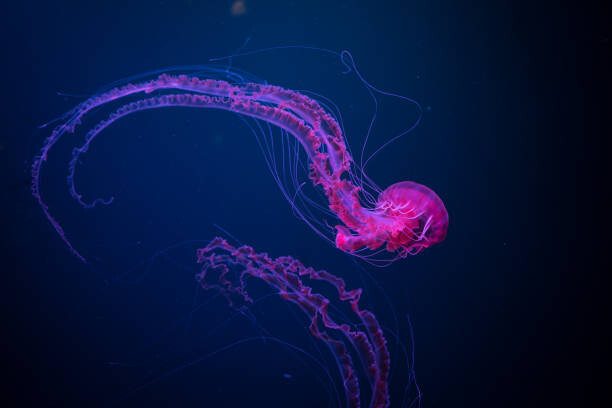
left=378, top=181, right=449, bottom=251
left=335, top=181, right=448, bottom=257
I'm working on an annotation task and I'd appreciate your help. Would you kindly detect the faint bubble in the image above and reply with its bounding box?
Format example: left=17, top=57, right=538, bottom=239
left=231, top=0, right=247, bottom=16
left=283, top=373, right=292, bottom=379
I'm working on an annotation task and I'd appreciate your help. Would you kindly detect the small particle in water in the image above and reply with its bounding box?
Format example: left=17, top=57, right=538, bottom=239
left=283, top=373, right=292, bottom=379
left=231, top=0, right=246, bottom=16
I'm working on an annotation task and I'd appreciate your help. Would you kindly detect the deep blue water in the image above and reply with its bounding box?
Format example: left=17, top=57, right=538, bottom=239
left=2, top=1, right=602, bottom=407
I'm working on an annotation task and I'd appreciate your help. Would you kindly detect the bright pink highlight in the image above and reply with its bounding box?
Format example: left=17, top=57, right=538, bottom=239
left=196, top=237, right=391, bottom=408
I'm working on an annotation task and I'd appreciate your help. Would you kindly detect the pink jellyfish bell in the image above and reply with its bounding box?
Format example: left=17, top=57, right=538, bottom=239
left=377, top=181, right=448, bottom=254
left=336, top=181, right=449, bottom=257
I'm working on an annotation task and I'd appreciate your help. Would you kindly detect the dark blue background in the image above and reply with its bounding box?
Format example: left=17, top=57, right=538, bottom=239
left=2, top=1, right=604, bottom=407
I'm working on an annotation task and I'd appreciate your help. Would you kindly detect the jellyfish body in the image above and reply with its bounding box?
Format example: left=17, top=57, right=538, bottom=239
left=34, top=71, right=448, bottom=263
left=335, top=181, right=448, bottom=256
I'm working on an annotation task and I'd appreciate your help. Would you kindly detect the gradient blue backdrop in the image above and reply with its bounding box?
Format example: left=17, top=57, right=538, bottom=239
left=2, top=0, right=602, bottom=407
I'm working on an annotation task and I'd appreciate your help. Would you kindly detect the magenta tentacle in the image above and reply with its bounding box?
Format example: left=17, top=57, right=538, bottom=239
left=32, top=60, right=442, bottom=407
left=33, top=73, right=448, bottom=262
left=196, top=237, right=391, bottom=408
